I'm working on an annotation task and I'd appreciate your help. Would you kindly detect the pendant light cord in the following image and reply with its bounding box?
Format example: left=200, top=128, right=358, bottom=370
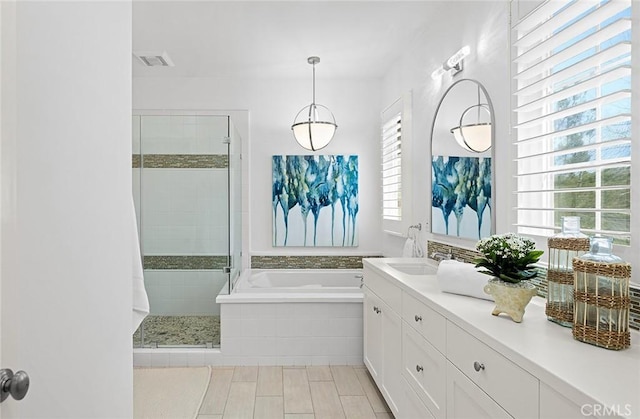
left=312, top=62, right=316, bottom=105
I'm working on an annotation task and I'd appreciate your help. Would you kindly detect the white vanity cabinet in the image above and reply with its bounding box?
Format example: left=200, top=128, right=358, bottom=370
left=362, top=258, right=640, bottom=419
left=363, top=267, right=403, bottom=416
left=446, top=361, right=511, bottom=419
left=401, top=293, right=447, bottom=419
left=446, top=322, right=539, bottom=419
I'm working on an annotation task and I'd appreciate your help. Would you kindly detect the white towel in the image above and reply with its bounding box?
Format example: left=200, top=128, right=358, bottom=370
left=402, top=238, right=415, bottom=257
left=436, top=259, right=494, bottom=301
left=132, top=198, right=149, bottom=334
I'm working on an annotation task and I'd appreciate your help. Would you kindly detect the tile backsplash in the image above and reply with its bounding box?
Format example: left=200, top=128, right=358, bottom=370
left=251, top=255, right=378, bottom=270
left=428, top=240, right=639, bottom=331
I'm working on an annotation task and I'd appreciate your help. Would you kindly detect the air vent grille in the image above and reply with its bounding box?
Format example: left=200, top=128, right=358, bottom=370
left=133, top=51, right=174, bottom=67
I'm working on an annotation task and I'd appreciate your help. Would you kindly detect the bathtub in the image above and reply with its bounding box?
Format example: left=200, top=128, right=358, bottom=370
left=230, top=268, right=363, bottom=298
left=216, top=269, right=364, bottom=365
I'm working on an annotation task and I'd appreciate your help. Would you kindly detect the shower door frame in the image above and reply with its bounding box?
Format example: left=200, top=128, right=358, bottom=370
left=132, top=110, right=244, bottom=349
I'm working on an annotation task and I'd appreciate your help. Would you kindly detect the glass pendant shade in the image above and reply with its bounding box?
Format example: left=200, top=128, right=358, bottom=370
left=291, top=56, right=337, bottom=151
left=451, top=86, right=492, bottom=153
left=292, top=104, right=337, bottom=151
left=451, top=123, right=492, bottom=152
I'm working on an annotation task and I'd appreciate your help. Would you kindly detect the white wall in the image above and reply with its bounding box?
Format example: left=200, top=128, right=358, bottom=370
left=133, top=1, right=512, bottom=260
left=380, top=1, right=511, bottom=256
left=1, top=2, right=132, bottom=417
left=133, top=76, right=383, bottom=258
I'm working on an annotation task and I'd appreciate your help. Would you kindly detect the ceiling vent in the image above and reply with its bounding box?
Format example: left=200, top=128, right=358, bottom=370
left=133, top=51, right=174, bottom=67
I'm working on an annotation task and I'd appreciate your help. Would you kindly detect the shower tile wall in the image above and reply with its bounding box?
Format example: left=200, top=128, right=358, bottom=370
left=133, top=115, right=229, bottom=319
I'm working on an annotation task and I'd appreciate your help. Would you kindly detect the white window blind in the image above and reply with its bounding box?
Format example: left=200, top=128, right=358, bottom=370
left=382, top=110, right=402, bottom=221
left=512, top=0, right=632, bottom=246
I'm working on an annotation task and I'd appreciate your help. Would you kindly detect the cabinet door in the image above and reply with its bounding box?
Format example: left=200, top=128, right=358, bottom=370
left=446, top=362, right=511, bottom=419
left=402, top=376, right=436, bottom=419
left=381, top=300, right=402, bottom=416
left=540, top=382, right=608, bottom=419
left=402, top=322, right=446, bottom=419
left=363, top=287, right=383, bottom=383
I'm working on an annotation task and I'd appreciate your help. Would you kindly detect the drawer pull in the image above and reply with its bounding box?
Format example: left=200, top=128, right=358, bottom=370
left=473, top=361, right=485, bottom=372
left=414, top=315, right=423, bottom=322
left=416, top=365, right=424, bottom=372
left=373, top=306, right=381, bottom=314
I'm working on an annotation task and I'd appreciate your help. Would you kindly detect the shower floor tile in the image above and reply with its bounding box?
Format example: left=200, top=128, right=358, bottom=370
left=133, top=315, right=220, bottom=347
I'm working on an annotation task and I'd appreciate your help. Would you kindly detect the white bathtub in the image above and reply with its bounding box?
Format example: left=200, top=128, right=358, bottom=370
left=216, top=268, right=364, bottom=365
left=232, top=268, right=362, bottom=295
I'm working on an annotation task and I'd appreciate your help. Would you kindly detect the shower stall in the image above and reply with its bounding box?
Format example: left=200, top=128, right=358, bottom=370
left=132, top=113, right=242, bottom=348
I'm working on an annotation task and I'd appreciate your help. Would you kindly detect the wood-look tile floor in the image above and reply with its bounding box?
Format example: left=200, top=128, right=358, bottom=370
left=197, top=366, right=393, bottom=419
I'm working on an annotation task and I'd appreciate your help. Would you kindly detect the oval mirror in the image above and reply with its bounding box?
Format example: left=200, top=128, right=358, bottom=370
left=430, top=78, right=495, bottom=240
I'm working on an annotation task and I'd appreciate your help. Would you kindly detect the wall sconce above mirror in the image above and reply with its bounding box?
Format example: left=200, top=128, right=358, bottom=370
left=430, top=79, right=495, bottom=241
left=431, top=46, right=470, bottom=80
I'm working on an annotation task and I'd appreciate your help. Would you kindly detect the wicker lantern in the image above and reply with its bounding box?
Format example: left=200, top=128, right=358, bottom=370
left=545, top=217, right=589, bottom=327
left=572, top=236, right=631, bottom=350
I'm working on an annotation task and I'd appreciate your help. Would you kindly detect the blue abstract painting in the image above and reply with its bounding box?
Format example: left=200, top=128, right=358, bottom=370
left=432, top=156, right=491, bottom=240
left=273, top=155, right=359, bottom=247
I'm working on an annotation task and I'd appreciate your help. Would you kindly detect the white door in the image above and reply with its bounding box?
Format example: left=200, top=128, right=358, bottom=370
left=1, top=2, right=133, bottom=418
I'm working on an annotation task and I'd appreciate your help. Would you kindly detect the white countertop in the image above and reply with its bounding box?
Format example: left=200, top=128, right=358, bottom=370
left=364, top=257, right=640, bottom=417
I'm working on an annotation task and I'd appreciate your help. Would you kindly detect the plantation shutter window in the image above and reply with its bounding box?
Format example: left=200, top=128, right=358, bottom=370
left=512, top=0, right=632, bottom=246
left=381, top=94, right=413, bottom=235
left=382, top=111, right=402, bottom=221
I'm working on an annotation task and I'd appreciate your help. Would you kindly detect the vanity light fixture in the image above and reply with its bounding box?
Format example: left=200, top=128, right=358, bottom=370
left=431, top=46, right=470, bottom=80
left=291, top=56, right=338, bottom=151
left=450, top=84, right=492, bottom=153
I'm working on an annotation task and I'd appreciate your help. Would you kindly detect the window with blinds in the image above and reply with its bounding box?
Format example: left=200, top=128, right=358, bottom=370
left=382, top=111, right=402, bottom=222
left=512, top=0, right=632, bottom=245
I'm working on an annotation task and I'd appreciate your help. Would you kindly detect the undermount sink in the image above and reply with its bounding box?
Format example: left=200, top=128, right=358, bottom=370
left=387, top=262, right=438, bottom=275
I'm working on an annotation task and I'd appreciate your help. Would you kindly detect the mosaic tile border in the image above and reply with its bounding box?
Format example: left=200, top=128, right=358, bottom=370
left=144, top=255, right=228, bottom=270
left=131, top=154, right=228, bottom=169
left=132, top=154, right=141, bottom=169
left=250, top=255, right=379, bottom=270
left=428, top=240, right=640, bottom=331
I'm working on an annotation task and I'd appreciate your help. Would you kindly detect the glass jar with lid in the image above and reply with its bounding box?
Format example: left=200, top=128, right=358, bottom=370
left=545, top=216, right=589, bottom=327
left=572, top=236, right=631, bottom=350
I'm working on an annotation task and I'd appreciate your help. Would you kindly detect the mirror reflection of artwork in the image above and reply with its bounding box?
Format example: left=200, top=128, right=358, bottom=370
left=430, top=79, right=495, bottom=238
left=432, top=155, right=491, bottom=240
left=272, top=155, right=358, bottom=247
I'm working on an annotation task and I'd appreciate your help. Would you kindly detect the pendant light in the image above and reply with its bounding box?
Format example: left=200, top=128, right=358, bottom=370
left=291, top=56, right=337, bottom=151
left=450, top=84, right=492, bottom=153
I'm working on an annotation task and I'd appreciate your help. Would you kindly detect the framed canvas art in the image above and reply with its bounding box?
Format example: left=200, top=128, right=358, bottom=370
left=272, top=155, right=358, bottom=247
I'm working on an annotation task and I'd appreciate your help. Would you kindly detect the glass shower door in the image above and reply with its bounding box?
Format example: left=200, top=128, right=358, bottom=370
left=132, top=114, right=232, bottom=348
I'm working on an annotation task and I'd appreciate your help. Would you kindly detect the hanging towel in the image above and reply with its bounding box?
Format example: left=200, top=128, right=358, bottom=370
left=402, top=238, right=415, bottom=257
left=436, top=259, right=494, bottom=301
left=132, top=198, right=149, bottom=334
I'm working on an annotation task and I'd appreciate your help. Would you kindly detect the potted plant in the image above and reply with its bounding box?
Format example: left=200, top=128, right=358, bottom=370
left=474, top=233, right=544, bottom=322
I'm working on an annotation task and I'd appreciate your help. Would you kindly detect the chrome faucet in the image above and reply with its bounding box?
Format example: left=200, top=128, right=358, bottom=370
left=430, top=251, right=453, bottom=262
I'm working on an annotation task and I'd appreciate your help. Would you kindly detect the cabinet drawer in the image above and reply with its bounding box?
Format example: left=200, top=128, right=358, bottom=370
left=402, top=322, right=446, bottom=419
left=364, top=267, right=401, bottom=313
left=446, top=322, right=539, bottom=419
left=402, top=291, right=446, bottom=352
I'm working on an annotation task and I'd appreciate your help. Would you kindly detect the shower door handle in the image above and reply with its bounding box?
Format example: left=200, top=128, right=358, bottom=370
left=222, top=266, right=231, bottom=274
left=0, top=369, right=30, bottom=402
